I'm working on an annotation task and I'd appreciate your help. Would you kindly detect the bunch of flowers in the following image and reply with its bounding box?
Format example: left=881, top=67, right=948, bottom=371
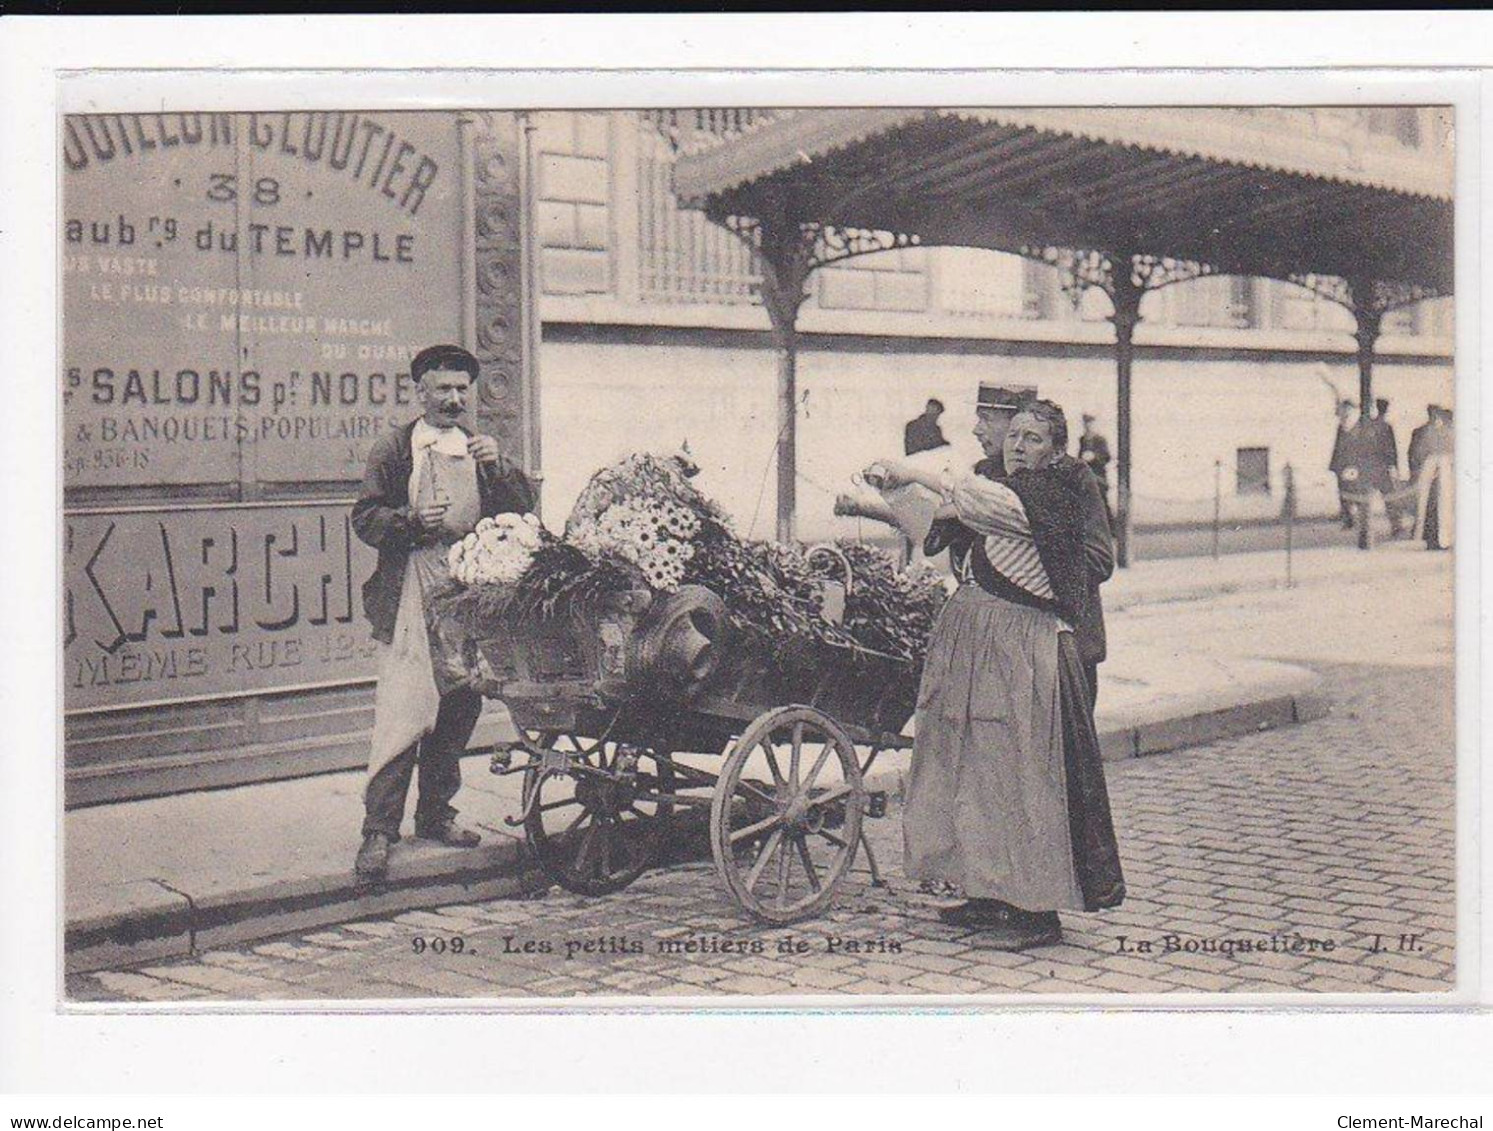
left=564, top=451, right=729, bottom=540
left=570, top=496, right=701, bottom=592
left=446, top=512, right=546, bottom=587
left=831, top=542, right=949, bottom=663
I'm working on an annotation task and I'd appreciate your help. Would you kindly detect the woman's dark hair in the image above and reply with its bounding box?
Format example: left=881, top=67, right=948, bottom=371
left=1014, top=397, right=1069, bottom=453
left=411, top=344, right=480, bottom=383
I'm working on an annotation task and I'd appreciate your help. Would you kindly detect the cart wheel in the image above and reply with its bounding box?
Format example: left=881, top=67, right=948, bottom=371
left=709, top=706, right=866, bottom=924
left=524, top=735, right=676, bottom=896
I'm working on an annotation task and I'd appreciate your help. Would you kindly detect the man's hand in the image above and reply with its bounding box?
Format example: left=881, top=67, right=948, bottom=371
left=414, top=502, right=450, bottom=534
left=467, top=434, right=501, bottom=466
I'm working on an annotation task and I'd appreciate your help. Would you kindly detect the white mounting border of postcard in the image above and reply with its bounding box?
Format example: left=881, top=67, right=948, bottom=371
left=4, top=33, right=1480, bottom=1032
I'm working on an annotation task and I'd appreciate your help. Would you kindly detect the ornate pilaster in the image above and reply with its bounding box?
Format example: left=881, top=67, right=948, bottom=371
left=465, top=112, right=532, bottom=471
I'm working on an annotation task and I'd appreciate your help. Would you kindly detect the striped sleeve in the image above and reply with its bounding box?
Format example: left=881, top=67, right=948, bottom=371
left=949, top=474, right=1055, bottom=599
left=949, top=474, right=1032, bottom=539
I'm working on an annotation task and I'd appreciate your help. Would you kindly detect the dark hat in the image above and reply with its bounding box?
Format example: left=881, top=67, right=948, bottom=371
left=976, top=381, right=1037, bottom=412
left=1375, top=397, right=1390, bottom=411
left=412, top=343, right=479, bottom=382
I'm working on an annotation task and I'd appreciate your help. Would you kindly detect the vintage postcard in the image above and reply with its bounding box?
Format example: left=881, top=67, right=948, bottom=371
left=57, top=88, right=1465, bottom=1007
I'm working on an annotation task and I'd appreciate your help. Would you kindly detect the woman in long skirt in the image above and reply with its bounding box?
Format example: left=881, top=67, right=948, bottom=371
left=872, top=399, right=1124, bottom=951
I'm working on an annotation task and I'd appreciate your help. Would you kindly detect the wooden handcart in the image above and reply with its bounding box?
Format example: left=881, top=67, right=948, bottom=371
left=433, top=570, right=919, bottom=924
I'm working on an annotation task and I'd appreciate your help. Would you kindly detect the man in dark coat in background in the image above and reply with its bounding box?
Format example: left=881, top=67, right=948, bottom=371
left=1409, top=404, right=1454, bottom=550
left=1078, top=412, right=1113, bottom=530
left=1329, top=398, right=1357, bottom=529
left=904, top=398, right=951, bottom=456
left=1368, top=397, right=1407, bottom=537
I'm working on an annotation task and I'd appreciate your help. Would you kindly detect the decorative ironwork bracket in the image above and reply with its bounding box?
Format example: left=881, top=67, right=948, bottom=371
left=1021, top=245, right=1221, bottom=317
left=716, top=213, right=921, bottom=331
left=1286, top=273, right=1447, bottom=318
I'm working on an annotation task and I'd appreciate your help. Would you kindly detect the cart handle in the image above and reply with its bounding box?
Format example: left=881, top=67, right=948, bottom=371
left=806, top=543, right=854, bottom=597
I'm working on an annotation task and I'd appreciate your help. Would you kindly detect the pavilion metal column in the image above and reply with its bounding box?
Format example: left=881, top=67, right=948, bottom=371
left=1349, top=283, right=1385, bottom=551
left=755, top=212, right=812, bottom=545
left=1109, top=260, right=1144, bottom=569
left=1352, top=295, right=1384, bottom=422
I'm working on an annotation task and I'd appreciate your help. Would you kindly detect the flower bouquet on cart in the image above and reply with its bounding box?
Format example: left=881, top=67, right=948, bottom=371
left=427, top=451, right=947, bottom=718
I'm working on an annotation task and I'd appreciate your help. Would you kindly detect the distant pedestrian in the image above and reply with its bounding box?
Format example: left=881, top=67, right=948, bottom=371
left=1410, top=405, right=1454, bottom=551
left=1078, top=413, right=1113, bottom=527
left=904, top=398, right=950, bottom=456
left=1328, top=399, right=1358, bottom=529
left=1368, top=397, right=1407, bottom=538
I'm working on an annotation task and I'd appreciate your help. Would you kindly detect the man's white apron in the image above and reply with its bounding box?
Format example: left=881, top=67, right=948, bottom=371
left=364, top=428, right=481, bottom=791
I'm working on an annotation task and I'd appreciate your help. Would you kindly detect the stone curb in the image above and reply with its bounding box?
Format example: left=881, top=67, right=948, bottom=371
left=1104, top=550, right=1426, bottom=616
left=65, top=669, right=1328, bottom=974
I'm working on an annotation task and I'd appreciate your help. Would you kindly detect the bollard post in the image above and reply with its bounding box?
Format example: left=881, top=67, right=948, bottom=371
left=1212, top=459, right=1222, bottom=560
left=1283, top=463, right=1296, bottom=587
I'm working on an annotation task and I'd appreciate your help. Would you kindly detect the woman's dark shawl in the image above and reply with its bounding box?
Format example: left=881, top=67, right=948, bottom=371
left=1002, top=458, right=1093, bottom=635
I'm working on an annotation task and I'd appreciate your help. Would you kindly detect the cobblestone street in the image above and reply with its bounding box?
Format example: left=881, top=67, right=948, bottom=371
left=69, top=654, right=1456, bottom=1001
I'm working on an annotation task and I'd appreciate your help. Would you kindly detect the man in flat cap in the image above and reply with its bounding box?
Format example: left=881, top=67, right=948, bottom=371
left=352, top=344, right=536, bottom=881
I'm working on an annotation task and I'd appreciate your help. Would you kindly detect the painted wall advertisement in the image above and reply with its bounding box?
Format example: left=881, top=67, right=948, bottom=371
left=63, top=111, right=465, bottom=712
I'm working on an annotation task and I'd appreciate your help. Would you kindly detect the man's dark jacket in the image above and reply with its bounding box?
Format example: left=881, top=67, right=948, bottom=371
left=352, top=419, right=537, bottom=644
left=925, top=452, right=1113, bottom=664
left=904, top=415, right=949, bottom=456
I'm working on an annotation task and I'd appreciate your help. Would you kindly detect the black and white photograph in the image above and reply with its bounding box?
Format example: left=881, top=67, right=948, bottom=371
left=50, top=94, right=1464, bottom=1006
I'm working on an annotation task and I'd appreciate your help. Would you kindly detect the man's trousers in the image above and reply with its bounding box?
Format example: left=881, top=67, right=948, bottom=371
left=362, top=687, right=483, bottom=840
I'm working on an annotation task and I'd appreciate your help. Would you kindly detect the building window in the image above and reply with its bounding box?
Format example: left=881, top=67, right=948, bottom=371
left=1236, top=447, right=1271, bottom=496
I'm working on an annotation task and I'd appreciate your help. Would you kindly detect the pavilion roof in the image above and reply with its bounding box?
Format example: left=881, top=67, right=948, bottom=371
left=673, top=108, right=1453, bottom=292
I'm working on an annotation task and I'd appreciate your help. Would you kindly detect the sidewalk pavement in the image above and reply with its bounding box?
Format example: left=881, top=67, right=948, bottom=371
left=68, top=542, right=1424, bottom=974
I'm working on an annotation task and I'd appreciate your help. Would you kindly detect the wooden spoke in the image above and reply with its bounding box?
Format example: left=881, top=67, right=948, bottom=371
left=801, top=743, right=835, bottom=792
left=573, top=822, right=601, bottom=877
left=561, top=808, right=590, bottom=838
left=537, top=797, right=583, bottom=814
left=789, top=722, right=804, bottom=787
left=795, top=835, right=822, bottom=892
left=808, top=782, right=853, bottom=806
left=733, top=778, right=779, bottom=808
left=815, top=828, right=849, bottom=849
left=775, top=831, right=793, bottom=909
left=729, top=812, right=784, bottom=845
left=761, top=740, right=787, bottom=787
left=599, top=822, right=614, bottom=879
left=744, top=828, right=785, bottom=893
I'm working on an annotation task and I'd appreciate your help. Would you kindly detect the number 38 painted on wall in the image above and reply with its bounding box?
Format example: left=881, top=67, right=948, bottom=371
left=206, top=174, right=281, bottom=206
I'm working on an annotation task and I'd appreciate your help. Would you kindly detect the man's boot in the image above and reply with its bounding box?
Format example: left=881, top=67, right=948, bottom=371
left=355, top=832, right=392, bottom=879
